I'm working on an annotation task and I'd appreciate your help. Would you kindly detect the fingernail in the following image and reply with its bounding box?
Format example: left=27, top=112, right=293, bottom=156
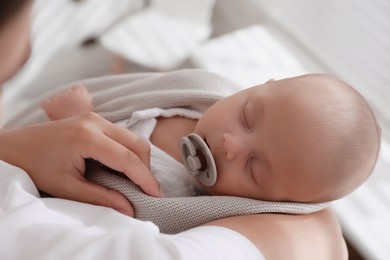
left=116, top=208, right=134, bottom=217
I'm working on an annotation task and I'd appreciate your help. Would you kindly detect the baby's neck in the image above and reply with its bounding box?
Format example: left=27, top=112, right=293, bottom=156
left=150, top=116, right=198, bottom=163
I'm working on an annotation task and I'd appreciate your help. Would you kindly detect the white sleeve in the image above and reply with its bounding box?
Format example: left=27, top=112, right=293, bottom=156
left=0, top=161, right=264, bottom=260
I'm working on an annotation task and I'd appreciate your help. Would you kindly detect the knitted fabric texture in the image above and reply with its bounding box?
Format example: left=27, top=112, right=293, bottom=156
left=86, top=163, right=329, bottom=234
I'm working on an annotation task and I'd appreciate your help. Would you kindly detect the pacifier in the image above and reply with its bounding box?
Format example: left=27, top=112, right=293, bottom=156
left=180, top=133, right=217, bottom=186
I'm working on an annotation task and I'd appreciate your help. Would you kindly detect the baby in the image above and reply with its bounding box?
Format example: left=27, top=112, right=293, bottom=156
left=41, top=73, right=380, bottom=203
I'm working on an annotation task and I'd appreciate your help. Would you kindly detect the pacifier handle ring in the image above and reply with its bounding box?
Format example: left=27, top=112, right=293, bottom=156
left=180, top=133, right=217, bottom=186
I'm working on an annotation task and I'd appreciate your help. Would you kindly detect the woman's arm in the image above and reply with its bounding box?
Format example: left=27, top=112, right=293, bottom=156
left=205, top=208, right=348, bottom=260
left=0, top=112, right=163, bottom=215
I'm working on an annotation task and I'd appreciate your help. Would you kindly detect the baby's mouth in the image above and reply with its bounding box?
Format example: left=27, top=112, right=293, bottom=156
left=203, top=138, right=210, bottom=149
left=203, top=138, right=217, bottom=162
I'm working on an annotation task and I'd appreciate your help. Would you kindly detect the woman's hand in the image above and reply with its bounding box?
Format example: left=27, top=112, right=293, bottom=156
left=0, top=112, right=162, bottom=216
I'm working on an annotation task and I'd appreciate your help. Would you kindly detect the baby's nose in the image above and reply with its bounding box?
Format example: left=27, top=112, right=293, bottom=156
left=222, top=133, right=244, bottom=160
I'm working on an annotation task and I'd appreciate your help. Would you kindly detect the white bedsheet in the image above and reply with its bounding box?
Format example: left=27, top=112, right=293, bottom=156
left=0, top=161, right=263, bottom=259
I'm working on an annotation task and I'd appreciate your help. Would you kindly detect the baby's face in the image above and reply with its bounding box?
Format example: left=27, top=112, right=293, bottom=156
left=194, top=77, right=328, bottom=202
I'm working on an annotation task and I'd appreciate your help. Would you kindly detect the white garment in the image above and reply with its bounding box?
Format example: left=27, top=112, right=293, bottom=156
left=117, top=107, right=203, bottom=197
left=0, top=161, right=264, bottom=260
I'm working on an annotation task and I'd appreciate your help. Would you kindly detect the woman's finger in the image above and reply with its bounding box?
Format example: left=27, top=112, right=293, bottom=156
left=52, top=174, right=135, bottom=217
left=73, top=118, right=162, bottom=198
left=88, top=113, right=151, bottom=170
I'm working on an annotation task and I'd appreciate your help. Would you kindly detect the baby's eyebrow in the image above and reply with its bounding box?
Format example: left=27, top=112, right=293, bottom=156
left=251, top=153, right=271, bottom=189
left=261, top=152, right=272, bottom=177
left=247, top=96, right=264, bottom=127
left=248, top=95, right=271, bottom=175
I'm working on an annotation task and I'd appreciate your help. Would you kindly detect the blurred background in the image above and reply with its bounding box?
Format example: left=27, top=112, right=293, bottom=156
left=2, top=0, right=390, bottom=258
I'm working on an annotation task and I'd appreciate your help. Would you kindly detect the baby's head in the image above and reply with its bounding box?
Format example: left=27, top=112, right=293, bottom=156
left=194, top=74, right=380, bottom=203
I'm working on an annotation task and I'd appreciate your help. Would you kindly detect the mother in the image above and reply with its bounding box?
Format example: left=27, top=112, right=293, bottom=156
left=0, top=1, right=347, bottom=259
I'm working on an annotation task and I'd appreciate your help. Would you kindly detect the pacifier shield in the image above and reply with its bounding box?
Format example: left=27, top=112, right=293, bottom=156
left=180, top=133, right=217, bottom=186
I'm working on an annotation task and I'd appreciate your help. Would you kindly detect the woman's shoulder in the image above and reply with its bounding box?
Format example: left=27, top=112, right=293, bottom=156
left=204, top=208, right=348, bottom=260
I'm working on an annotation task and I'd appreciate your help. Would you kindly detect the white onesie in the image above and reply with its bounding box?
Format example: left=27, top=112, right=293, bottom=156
left=116, top=107, right=204, bottom=197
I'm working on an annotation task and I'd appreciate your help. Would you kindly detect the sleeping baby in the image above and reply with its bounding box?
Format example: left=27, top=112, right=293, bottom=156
left=41, top=73, right=380, bottom=207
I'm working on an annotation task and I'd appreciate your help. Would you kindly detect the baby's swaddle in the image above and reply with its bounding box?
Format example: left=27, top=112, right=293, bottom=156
left=86, top=163, right=328, bottom=234
left=3, top=69, right=330, bottom=234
